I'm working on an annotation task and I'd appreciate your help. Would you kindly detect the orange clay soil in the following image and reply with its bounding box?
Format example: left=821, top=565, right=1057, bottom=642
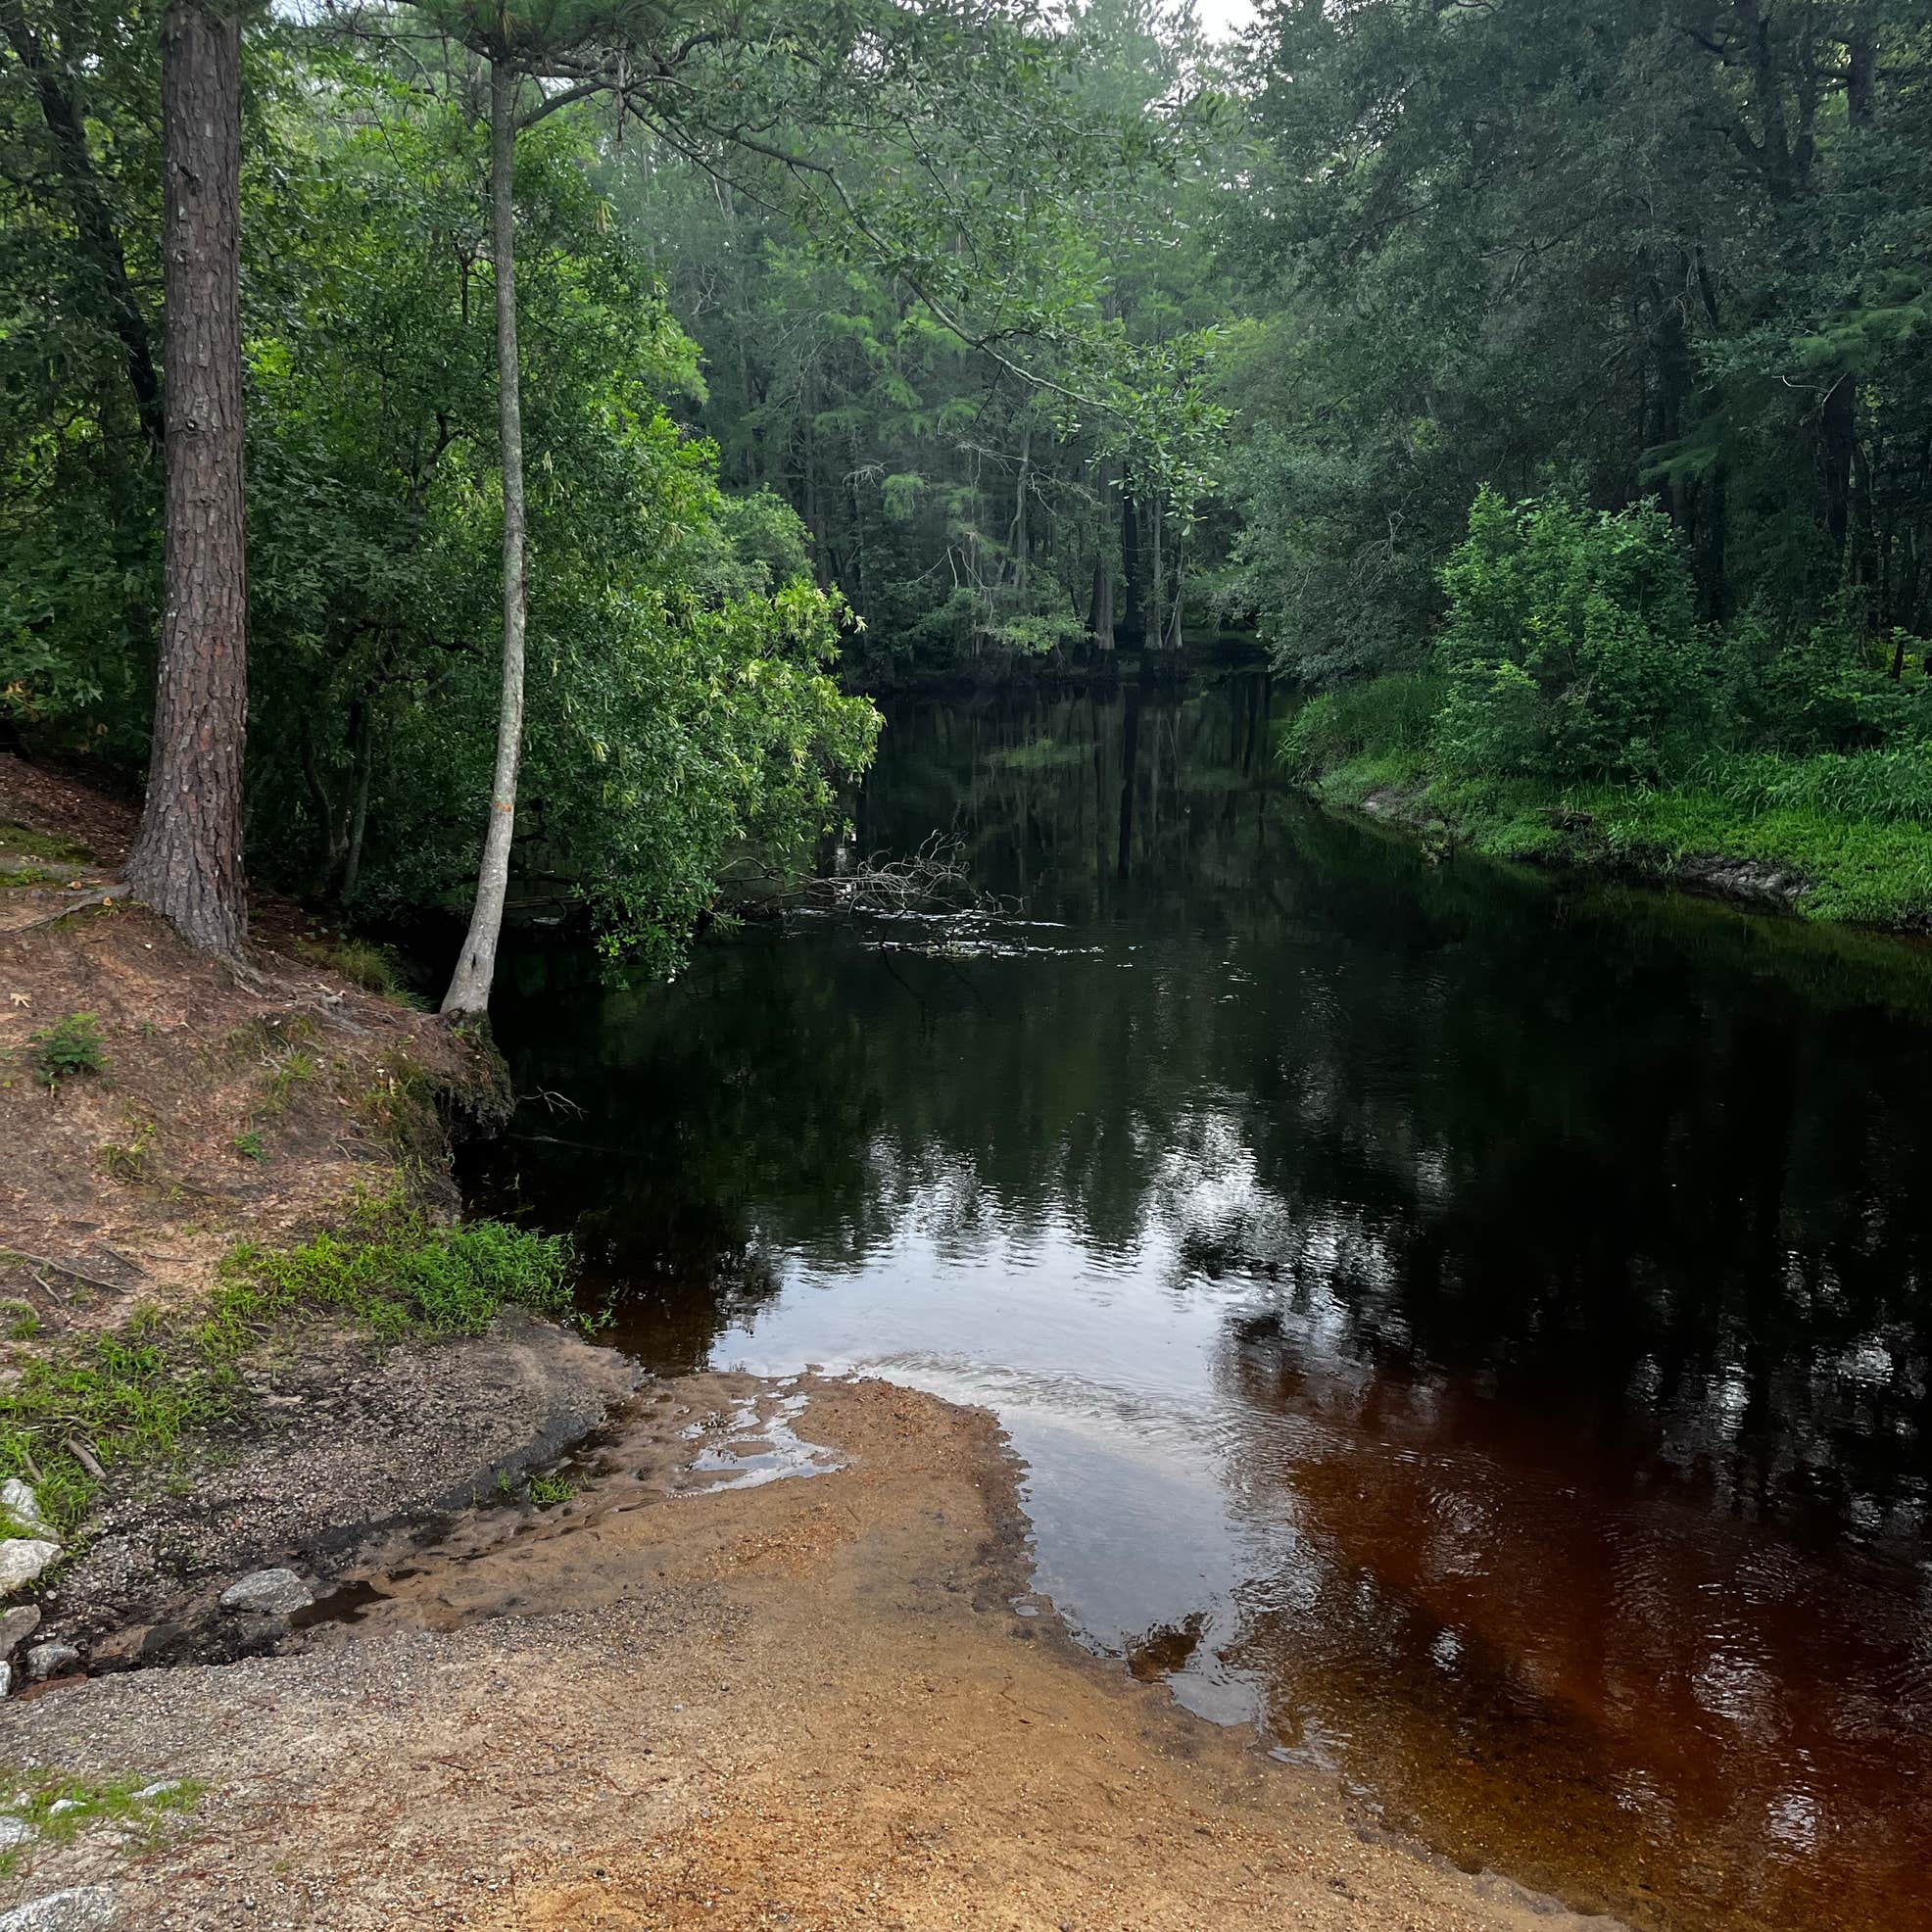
left=0, top=1374, right=1610, bottom=1932
left=0, top=752, right=490, bottom=1333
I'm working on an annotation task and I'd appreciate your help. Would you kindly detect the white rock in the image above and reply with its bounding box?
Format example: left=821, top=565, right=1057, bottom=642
left=217, top=1568, right=313, bottom=1616
left=0, top=1889, right=121, bottom=1931
left=0, top=1481, right=44, bottom=1533
left=0, top=1542, right=60, bottom=1598
left=0, top=1664, right=12, bottom=1699
left=0, top=1606, right=39, bottom=1658
left=0, top=1816, right=28, bottom=1850
left=23, top=1645, right=77, bottom=1683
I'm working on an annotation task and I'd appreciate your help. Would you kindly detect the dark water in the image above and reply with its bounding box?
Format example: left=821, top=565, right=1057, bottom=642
left=485, top=676, right=1932, bottom=1932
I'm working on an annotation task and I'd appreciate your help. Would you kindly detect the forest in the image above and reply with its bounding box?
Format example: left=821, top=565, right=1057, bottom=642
left=6, top=0, right=1932, bottom=995
left=10, top=7, right=1932, bottom=1923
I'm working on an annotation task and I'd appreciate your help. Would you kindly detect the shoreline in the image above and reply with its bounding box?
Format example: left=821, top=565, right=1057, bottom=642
left=1296, top=756, right=1932, bottom=942
left=0, top=756, right=1604, bottom=1932
left=0, top=1367, right=1611, bottom=1932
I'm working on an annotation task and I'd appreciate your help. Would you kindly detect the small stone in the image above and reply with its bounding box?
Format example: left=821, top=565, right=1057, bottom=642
left=0, top=1542, right=60, bottom=1598
left=24, top=1645, right=78, bottom=1683
left=0, top=1607, right=36, bottom=1659
left=0, top=1888, right=121, bottom=1930
left=0, top=1816, right=27, bottom=1850
left=217, top=1568, right=313, bottom=1616
left=0, top=1665, right=11, bottom=1699
left=0, top=1482, right=44, bottom=1533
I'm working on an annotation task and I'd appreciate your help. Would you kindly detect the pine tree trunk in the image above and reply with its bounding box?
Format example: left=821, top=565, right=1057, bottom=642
left=126, top=0, right=247, bottom=958
left=442, top=57, right=527, bottom=1020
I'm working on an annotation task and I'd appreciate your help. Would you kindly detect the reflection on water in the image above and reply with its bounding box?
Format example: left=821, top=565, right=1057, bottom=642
left=484, top=677, right=1932, bottom=1932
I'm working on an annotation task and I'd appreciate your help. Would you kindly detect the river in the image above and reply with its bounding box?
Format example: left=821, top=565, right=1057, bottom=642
left=481, top=673, right=1932, bottom=1932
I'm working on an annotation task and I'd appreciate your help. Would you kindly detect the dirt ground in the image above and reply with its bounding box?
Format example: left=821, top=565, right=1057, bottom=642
left=0, top=753, right=485, bottom=1335
left=0, top=1375, right=1607, bottom=1932
left=45, top=1312, right=640, bottom=1657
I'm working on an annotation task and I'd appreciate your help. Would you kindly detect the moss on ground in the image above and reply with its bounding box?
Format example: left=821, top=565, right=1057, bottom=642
left=0, top=823, right=90, bottom=863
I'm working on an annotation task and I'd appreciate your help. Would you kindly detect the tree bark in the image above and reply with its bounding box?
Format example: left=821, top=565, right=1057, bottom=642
left=1148, top=504, right=1164, bottom=650
left=1120, top=489, right=1143, bottom=645
left=442, top=55, right=527, bottom=1019
left=125, top=0, right=247, bottom=957
left=343, top=702, right=374, bottom=901
left=1820, top=372, right=1856, bottom=560
left=1088, top=553, right=1115, bottom=651
left=1846, top=22, right=1876, bottom=129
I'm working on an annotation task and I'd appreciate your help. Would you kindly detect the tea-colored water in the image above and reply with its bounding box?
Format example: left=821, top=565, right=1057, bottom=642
left=481, top=677, right=1932, bottom=1932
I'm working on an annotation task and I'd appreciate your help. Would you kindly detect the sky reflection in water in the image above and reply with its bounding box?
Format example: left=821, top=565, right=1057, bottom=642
left=489, top=677, right=1932, bottom=1932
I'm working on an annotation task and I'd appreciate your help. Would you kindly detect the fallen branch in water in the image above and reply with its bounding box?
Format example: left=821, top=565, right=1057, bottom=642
left=726, top=834, right=1016, bottom=919
left=519, top=1087, right=586, bottom=1118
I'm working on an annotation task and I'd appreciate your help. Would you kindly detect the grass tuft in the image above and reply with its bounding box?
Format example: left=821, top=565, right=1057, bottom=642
left=0, top=1768, right=204, bottom=1881
left=0, top=1201, right=575, bottom=1536
left=98, top=1120, right=158, bottom=1183
left=293, top=935, right=428, bottom=1008
left=27, top=1012, right=105, bottom=1089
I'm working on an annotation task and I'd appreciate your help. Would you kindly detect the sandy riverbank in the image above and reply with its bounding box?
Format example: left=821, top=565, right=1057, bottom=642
left=1, top=1372, right=1607, bottom=1932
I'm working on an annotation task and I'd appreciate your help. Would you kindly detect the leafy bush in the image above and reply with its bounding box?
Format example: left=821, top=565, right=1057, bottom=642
left=1733, top=610, right=1932, bottom=754
left=28, top=1012, right=105, bottom=1089
left=1279, top=672, right=1445, bottom=777
left=1433, top=488, right=1717, bottom=783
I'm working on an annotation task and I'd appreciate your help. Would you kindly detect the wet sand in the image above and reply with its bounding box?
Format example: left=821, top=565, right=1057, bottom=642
left=0, top=1375, right=1605, bottom=1932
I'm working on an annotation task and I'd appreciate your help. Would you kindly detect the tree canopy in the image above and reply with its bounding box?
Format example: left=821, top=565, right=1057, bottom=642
left=6, top=0, right=1932, bottom=968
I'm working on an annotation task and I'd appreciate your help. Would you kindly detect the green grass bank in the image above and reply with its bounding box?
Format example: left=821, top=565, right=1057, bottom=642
left=1284, top=673, right=1932, bottom=931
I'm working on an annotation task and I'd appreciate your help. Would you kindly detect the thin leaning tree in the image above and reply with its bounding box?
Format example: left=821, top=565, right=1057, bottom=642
left=125, top=0, right=251, bottom=958
left=423, top=0, right=658, bottom=1019
left=435, top=28, right=537, bottom=1019
left=393, top=0, right=1203, bottom=1020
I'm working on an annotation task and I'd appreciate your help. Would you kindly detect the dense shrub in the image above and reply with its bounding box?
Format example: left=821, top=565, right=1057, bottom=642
left=1733, top=611, right=1932, bottom=755
left=1433, top=489, right=1718, bottom=783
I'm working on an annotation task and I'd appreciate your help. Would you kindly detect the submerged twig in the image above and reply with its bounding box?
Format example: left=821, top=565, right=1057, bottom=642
left=519, top=1087, right=586, bottom=1118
